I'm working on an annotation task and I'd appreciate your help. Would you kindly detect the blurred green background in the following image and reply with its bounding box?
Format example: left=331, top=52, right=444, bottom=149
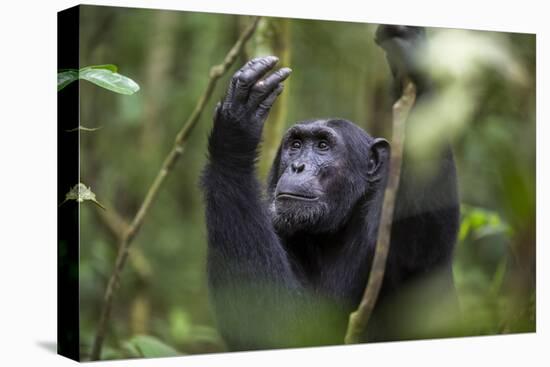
left=74, top=5, right=535, bottom=360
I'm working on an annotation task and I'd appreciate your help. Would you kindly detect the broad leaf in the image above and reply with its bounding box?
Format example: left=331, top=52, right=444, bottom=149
left=57, top=70, right=78, bottom=91
left=124, top=335, right=180, bottom=358
left=79, top=67, right=140, bottom=95
left=57, top=64, right=139, bottom=94
left=81, top=64, right=118, bottom=73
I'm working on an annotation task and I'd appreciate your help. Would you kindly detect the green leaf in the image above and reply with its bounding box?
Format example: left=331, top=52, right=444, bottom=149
left=59, top=183, right=105, bottom=210
left=459, top=205, right=512, bottom=241
left=57, top=64, right=139, bottom=95
left=189, top=325, right=223, bottom=345
left=57, top=70, right=78, bottom=91
left=79, top=67, right=140, bottom=95
left=80, top=64, right=118, bottom=73
left=169, top=309, right=192, bottom=344
left=123, top=335, right=180, bottom=358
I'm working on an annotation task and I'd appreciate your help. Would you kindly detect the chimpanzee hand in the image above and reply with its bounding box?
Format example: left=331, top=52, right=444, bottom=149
left=375, top=25, right=429, bottom=94
left=211, top=56, right=291, bottom=161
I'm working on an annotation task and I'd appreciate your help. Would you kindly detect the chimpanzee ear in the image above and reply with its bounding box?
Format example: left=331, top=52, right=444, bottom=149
left=367, top=138, right=390, bottom=182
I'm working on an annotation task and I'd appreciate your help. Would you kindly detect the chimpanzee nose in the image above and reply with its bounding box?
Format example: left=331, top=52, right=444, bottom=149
left=291, top=162, right=306, bottom=174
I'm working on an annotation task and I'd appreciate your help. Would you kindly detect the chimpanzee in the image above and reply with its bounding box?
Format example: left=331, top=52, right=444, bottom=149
left=201, top=24, right=459, bottom=350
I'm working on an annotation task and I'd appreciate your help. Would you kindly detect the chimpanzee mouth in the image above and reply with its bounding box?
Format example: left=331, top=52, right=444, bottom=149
left=276, top=192, right=319, bottom=202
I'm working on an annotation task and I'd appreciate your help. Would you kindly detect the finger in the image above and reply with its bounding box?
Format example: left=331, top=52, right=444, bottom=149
left=376, top=25, right=407, bottom=45
left=248, top=67, right=292, bottom=108
left=213, top=101, right=222, bottom=119
left=238, top=56, right=266, bottom=72
left=234, top=56, right=279, bottom=103
left=223, top=57, right=264, bottom=105
left=257, top=83, right=284, bottom=120
left=223, top=71, right=239, bottom=106
left=375, top=25, right=426, bottom=48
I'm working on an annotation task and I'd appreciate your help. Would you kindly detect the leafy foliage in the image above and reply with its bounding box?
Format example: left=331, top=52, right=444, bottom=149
left=123, top=335, right=181, bottom=358
left=57, top=70, right=79, bottom=91
left=57, top=64, right=140, bottom=94
left=459, top=205, right=512, bottom=242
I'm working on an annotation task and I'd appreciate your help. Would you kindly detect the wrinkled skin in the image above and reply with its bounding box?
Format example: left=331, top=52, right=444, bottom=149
left=201, top=25, right=460, bottom=350
left=269, top=119, right=389, bottom=236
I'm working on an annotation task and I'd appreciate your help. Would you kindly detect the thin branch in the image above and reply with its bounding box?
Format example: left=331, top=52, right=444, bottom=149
left=90, top=16, right=261, bottom=361
left=344, top=79, right=417, bottom=344
left=93, top=206, right=153, bottom=280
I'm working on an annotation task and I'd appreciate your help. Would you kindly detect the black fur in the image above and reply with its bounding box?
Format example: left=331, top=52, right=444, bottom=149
left=201, top=25, right=459, bottom=350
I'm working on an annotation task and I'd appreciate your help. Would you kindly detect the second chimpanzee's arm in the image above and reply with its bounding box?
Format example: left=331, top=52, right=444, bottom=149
left=363, top=25, right=460, bottom=342
left=375, top=25, right=459, bottom=283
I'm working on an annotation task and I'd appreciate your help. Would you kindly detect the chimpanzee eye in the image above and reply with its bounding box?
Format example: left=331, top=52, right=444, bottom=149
left=317, top=140, right=329, bottom=150
left=290, top=140, right=302, bottom=150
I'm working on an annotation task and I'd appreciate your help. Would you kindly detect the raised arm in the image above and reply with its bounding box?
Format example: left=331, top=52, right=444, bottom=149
left=201, top=57, right=302, bottom=349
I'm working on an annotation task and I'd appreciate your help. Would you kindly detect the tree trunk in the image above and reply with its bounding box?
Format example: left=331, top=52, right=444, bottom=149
left=141, top=11, right=178, bottom=151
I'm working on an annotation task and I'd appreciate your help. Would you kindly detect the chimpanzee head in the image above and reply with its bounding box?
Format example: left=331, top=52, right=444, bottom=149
left=267, top=118, right=389, bottom=237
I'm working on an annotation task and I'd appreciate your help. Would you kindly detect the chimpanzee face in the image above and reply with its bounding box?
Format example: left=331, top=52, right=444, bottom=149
left=269, top=119, right=389, bottom=237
